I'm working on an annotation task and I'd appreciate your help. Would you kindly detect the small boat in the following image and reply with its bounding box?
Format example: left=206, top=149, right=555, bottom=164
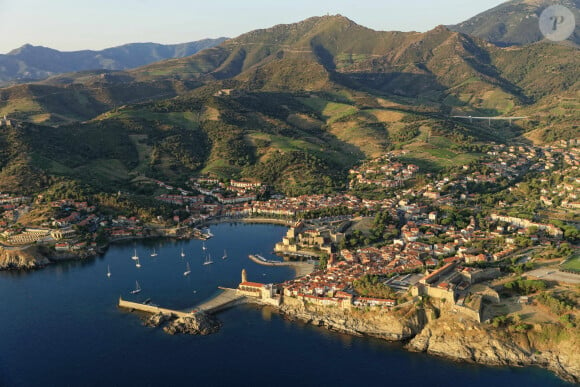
left=205, top=228, right=214, bottom=238
left=150, top=248, right=158, bottom=257
left=203, top=253, right=213, bottom=266
left=183, top=262, right=191, bottom=276
left=202, top=242, right=207, bottom=251
left=107, top=265, right=111, bottom=278
left=143, top=298, right=152, bottom=305
left=180, top=248, right=185, bottom=258
left=130, top=281, right=141, bottom=294
left=135, top=258, right=141, bottom=268
left=131, top=248, right=139, bottom=261
left=222, top=249, right=227, bottom=260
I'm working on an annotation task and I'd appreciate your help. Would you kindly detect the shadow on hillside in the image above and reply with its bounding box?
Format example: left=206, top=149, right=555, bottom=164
left=336, top=71, right=446, bottom=99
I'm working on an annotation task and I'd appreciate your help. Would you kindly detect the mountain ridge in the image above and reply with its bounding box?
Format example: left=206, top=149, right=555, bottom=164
left=0, top=38, right=228, bottom=86
left=0, top=14, right=577, bottom=195
left=448, top=0, right=580, bottom=46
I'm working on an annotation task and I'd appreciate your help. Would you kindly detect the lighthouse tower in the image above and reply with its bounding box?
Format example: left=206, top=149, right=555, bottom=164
left=241, top=268, right=247, bottom=284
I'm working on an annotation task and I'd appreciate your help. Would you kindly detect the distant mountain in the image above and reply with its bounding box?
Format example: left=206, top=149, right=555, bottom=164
left=0, top=15, right=578, bottom=195
left=448, top=0, right=580, bottom=46
left=0, top=38, right=228, bottom=85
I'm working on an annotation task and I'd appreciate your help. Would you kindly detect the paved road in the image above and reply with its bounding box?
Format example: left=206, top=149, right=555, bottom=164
left=525, top=268, right=580, bottom=284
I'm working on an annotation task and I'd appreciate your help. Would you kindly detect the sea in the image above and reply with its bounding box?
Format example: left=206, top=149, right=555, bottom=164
left=0, top=223, right=572, bottom=386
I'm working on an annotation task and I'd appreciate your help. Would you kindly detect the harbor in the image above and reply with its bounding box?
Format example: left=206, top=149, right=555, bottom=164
left=0, top=222, right=568, bottom=387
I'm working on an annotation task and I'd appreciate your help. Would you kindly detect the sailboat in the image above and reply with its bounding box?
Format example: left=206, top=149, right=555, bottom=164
left=205, top=227, right=214, bottom=238
left=131, top=248, right=139, bottom=261
left=150, top=248, right=158, bottom=257
left=180, top=248, right=185, bottom=258
left=202, top=242, right=207, bottom=252
left=135, top=257, right=141, bottom=268
left=222, top=249, right=227, bottom=260
left=107, top=265, right=111, bottom=278
left=183, top=262, right=191, bottom=276
left=203, top=253, right=214, bottom=266
left=130, top=281, right=141, bottom=294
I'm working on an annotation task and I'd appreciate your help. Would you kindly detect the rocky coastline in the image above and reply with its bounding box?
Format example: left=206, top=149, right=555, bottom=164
left=0, top=218, right=275, bottom=271
left=0, top=244, right=101, bottom=270
left=248, top=298, right=579, bottom=384
left=407, top=314, right=579, bottom=384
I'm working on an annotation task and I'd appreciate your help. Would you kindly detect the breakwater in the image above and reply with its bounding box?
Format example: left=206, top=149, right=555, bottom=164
left=248, top=254, right=315, bottom=277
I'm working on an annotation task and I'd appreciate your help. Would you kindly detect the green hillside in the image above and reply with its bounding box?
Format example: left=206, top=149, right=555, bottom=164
left=0, top=15, right=578, bottom=195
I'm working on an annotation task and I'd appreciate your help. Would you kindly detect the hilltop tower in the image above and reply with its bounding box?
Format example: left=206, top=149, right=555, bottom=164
left=241, top=268, right=247, bottom=283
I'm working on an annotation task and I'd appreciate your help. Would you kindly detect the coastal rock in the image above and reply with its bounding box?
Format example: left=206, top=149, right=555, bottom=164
left=407, top=315, right=580, bottom=384
left=142, top=312, right=172, bottom=328
left=0, top=245, right=98, bottom=270
left=278, top=301, right=431, bottom=341
left=163, top=312, right=222, bottom=335
left=0, top=246, right=50, bottom=269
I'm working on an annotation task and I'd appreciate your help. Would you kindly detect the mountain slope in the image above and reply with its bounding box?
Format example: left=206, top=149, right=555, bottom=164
left=0, top=38, right=227, bottom=86
left=449, top=0, right=580, bottom=46
left=0, top=15, right=578, bottom=195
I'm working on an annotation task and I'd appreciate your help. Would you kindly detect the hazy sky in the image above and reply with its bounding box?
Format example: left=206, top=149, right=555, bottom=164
left=0, top=0, right=507, bottom=53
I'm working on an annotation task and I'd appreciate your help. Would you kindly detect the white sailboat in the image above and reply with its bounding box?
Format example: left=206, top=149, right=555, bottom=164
left=222, top=249, right=227, bottom=260
left=135, top=257, right=141, bottom=268
left=131, top=248, right=139, bottom=261
left=205, top=227, right=214, bottom=238
left=202, top=242, right=207, bottom=251
left=183, top=262, right=191, bottom=276
left=130, top=281, right=141, bottom=294
left=180, top=248, right=185, bottom=258
left=107, top=265, right=111, bottom=278
left=150, top=248, right=158, bottom=257
left=203, top=253, right=214, bottom=266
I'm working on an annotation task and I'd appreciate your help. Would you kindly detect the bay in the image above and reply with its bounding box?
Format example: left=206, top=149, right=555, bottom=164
left=0, top=223, right=571, bottom=386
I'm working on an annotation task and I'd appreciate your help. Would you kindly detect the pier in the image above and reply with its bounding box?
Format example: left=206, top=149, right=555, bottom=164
left=118, top=288, right=247, bottom=317
left=118, top=297, right=193, bottom=317
left=248, top=254, right=315, bottom=277
left=186, top=288, right=247, bottom=313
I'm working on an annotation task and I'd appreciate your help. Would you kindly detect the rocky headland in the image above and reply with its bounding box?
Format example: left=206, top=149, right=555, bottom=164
left=407, top=313, right=580, bottom=384
left=0, top=245, right=98, bottom=270
left=257, top=298, right=580, bottom=384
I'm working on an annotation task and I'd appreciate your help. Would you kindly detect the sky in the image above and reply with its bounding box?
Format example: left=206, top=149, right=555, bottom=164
left=0, top=0, right=507, bottom=53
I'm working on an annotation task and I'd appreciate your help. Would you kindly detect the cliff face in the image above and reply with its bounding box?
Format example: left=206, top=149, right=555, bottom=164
left=275, top=298, right=579, bottom=383
left=0, top=246, right=50, bottom=269
left=278, top=300, right=435, bottom=340
left=407, top=315, right=580, bottom=384
left=0, top=245, right=97, bottom=270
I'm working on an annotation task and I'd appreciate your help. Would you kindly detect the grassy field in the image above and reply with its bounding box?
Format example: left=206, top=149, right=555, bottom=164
left=328, top=121, right=386, bottom=158
left=561, top=253, right=580, bottom=273
left=297, top=97, right=357, bottom=123
left=401, top=135, right=482, bottom=171
left=201, top=158, right=241, bottom=179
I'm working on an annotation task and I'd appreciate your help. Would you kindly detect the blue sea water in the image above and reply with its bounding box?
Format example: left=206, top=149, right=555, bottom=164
left=0, top=223, right=572, bottom=387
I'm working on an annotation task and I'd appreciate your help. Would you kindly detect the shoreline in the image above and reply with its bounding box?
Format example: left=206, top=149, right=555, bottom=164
left=241, top=297, right=579, bottom=384
left=6, top=220, right=575, bottom=383
left=0, top=216, right=293, bottom=271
